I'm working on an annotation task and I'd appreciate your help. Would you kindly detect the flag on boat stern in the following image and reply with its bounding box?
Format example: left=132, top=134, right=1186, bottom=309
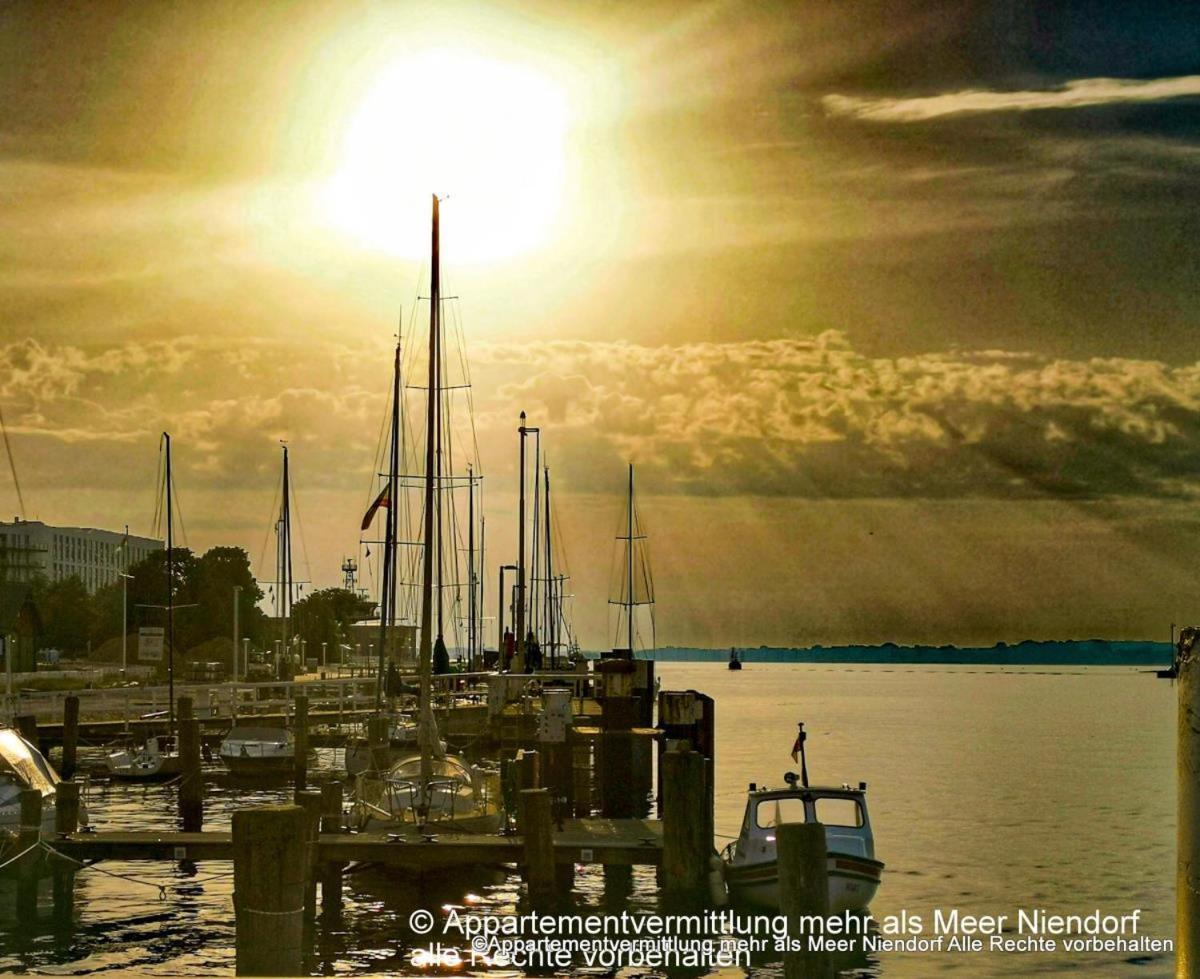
left=361, top=484, right=391, bottom=530
left=791, top=732, right=802, bottom=762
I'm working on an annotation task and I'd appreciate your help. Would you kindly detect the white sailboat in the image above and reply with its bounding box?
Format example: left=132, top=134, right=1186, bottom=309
left=108, top=433, right=182, bottom=781
left=350, top=195, right=500, bottom=834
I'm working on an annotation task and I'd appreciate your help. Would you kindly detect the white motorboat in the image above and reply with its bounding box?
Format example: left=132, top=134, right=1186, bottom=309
left=106, top=734, right=182, bottom=781
left=722, top=725, right=882, bottom=913
left=0, top=728, right=88, bottom=833
left=218, top=725, right=294, bottom=776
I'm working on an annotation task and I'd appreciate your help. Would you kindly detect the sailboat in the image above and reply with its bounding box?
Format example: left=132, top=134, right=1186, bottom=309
left=350, top=195, right=500, bottom=833
left=107, top=432, right=183, bottom=781
left=609, top=463, right=655, bottom=655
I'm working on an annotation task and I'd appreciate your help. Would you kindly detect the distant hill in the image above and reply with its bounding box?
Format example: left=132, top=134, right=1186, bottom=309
left=632, top=640, right=1172, bottom=666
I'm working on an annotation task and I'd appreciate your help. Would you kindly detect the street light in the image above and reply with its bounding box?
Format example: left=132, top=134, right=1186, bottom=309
left=232, top=585, right=242, bottom=681
left=119, top=572, right=134, bottom=678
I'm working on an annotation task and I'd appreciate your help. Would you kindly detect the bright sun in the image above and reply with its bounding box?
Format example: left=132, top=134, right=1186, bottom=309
left=324, top=48, right=569, bottom=263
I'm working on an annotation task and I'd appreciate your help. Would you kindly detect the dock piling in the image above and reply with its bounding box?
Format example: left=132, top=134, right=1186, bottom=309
left=53, top=782, right=79, bottom=919
left=61, top=696, right=79, bottom=780
left=319, top=781, right=345, bottom=916
left=293, top=695, right=308, bottom=792
left=661, top=746, right=708, bottom=903
left=233, top=805, right=308, bottom=976
left=1178, top=632, right=1200, bottom=974
left=296, top=789, right=323, bottom=922
left=777, top=822, right=833, bottom=979
left=520, top=787, right=555, bottom=910
left=15, top=713, right=38, bottom=748
left=178, top=713, right=203, bottom=832
left=17, top=787, right=42, bottom=925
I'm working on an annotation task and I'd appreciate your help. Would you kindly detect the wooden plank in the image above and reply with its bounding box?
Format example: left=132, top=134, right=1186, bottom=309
left=52, top=832, right=234, bottom=861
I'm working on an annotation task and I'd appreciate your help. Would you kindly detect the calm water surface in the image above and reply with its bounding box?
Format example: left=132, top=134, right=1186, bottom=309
left=0, top=664, right=1176, bottom=976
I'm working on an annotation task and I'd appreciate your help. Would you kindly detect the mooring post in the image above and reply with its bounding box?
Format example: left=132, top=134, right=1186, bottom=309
left=52, top=782, right=79, bottom=919
left=570, top=728, right=591, bottom=817
left=661, top=746, right=708, bottom=903
left=178, top=714, right=203, bottom=832
left=233, top=805, right=308, bottom=976
left=520, top=787, right=555, bottom=910
left=600, top=696, right=637, bottom=904
left=778, top=822, right=833, bottom=979
left=367, top=715, right=390, bottom=771
left=293, top=695, right=309, bottom=793
left=319, top=781, right=344, bottom=916
left=1178, top=635, right=1200, bottom=974
left=178, top=696, right=194, bottom=723
left=296, top=789, right=323, bottom=923
left=15, top=713, right=38, bottom=748
left=61, top=695, right=80, bottom=780
left=17, top=787, right=42, bottom=925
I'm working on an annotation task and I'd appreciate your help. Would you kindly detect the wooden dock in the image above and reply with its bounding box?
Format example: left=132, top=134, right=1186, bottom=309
left=48, top=818, right=663, bottom=869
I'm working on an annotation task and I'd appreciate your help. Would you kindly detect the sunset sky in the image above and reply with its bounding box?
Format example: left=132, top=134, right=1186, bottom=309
left=2, top=1, right=1199, bottom=648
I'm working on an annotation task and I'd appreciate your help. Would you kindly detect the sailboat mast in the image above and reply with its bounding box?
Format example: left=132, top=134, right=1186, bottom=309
left=517, top=411, right=526, bottom=658
left=468, top=465, right=475, bottom=671
left=418, top=195, right=439, bottom=787
left=377, top=340, right=400, bottom=706
left=627, top=462, right=634, bottom=654
left=544, top=465, right=554, bottom=668
left=282, top=445, right=292, bottom=657
left=165, top=432, right=175, bottom=737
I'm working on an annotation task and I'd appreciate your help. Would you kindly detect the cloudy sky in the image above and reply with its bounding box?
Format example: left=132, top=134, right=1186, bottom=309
left=2, top=1, right=1199, bottom=648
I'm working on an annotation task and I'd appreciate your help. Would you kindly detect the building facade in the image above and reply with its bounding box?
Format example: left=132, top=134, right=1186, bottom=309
left=0, top=519, right=162, bottom=595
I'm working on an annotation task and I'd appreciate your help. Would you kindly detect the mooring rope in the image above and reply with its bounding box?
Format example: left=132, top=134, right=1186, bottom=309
left=38, top=840, right=234, bottom=900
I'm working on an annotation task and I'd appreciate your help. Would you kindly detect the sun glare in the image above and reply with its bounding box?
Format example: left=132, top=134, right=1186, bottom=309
left=324, top=48, right=569, bottom=263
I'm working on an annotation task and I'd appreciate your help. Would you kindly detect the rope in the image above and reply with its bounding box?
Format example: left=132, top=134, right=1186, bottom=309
left=240, top=906, right=304, bottom=917
left=38, top=841, right=232, bottom=900
left=0, top=841, right=41, bottom=871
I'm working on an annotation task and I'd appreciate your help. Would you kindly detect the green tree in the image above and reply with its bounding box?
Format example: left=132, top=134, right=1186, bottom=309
left=291, top=587, right=374, bottom=663
left=32, top=575, right=93, bottom=655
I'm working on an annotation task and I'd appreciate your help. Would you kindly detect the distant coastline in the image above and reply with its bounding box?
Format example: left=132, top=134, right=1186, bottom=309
left=610, top=640, right=1173, bottom=666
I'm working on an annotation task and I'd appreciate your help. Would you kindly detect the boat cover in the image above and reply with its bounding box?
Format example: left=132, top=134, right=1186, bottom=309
left=0, top=728, right=60, bottom=795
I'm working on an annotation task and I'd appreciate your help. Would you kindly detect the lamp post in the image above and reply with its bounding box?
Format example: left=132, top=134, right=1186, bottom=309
left=232, top=584, right=242, bottom=681
left=119, top=572, right=134, bottom=678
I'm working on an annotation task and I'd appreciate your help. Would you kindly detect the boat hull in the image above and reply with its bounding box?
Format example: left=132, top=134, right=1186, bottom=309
left=107, top=753, right=182, bottom=782
left=219, top=752, right=294, bottom=777
left=725, top=852, right=883, bottom=914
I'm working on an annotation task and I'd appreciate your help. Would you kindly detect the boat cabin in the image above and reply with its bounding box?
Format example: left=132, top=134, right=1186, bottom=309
left=733, top=777, right=876, bottom=863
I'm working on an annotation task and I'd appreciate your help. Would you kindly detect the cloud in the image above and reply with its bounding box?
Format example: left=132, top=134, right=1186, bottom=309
left=4, top=332, right=1200, bottom=505
left=822, top=75, right=1200, bottom=123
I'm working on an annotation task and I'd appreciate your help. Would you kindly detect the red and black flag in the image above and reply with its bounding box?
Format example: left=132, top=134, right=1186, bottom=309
left=360, top=484, right=391, bottom=530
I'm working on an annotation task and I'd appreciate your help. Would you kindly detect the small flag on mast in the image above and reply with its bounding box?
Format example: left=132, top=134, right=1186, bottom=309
left=360, top=484, right=391, bottom=530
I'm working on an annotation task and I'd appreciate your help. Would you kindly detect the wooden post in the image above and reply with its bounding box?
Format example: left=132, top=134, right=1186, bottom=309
left=778, top=822, right=833, bottom=979
left=296, top=789, right=323, bottom=923
left=178, top=717, right=203, bottom=832
left=17, top=787, right=42, bottom=925
left=15, top=713, right=38, bottom=748
left=600, top=696, right=636, bottom=903
left=661, top=747, right=708, bottom=902
left=178, top=696, right=194, bottom=723
left=520, top=787, right=555, bottom=910
left=233, top=805, right=308, bottom=976
left=1179, top=639, right=1200, bottom=974
left=570, top=729, right=591, bottom=817
left=514, top=749, right=540, bottom=834
left=293, top=695, right=309, bottom=793
left=367, top=715, right=390, bottom=771
left=320, top=781, right=344, bottom=916
left=61, top=695, right=80, bottom=780
left=53, top=782, right=79, bottom=919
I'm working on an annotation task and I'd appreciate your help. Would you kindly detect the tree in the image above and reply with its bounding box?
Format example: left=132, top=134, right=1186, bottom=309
left=290, top=588, right=374, bottom=663
left=32, top=575, right=93, bottom=655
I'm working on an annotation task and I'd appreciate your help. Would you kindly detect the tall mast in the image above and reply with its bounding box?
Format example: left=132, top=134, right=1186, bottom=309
left=516, top=411, right=526, bottom=657
left=479, top=513, right=485, bottom=670
left=544, top=465, right=554, bottom=668
left=467, top=465, right=475, bottom=671
left=282, top=445, right=292, bottom=656
left=165, top=431, right=175, bottom=737
left=377, top=340, right=400, bottom=706
left=627, top=462, right=634, bottom=654
left=418, top=195, right=440, bottom=789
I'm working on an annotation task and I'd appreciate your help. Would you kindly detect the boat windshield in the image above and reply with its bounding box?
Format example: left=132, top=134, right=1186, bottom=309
left=755, top=794, right=864, bottom=829
left=0, top=729, right=59, bottom=795
left=389, top=755, right=472, bottom=783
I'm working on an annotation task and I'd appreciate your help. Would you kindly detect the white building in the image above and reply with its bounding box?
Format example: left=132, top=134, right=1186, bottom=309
left=0, top=519, right=162, bottom=595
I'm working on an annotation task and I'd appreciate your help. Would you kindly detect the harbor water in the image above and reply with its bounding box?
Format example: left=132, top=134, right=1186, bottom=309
left=0, top=663, right=1175, bottom=976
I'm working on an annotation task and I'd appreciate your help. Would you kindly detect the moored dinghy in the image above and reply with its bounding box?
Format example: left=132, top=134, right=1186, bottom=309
left=722, top=723, right=883, bottom=913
